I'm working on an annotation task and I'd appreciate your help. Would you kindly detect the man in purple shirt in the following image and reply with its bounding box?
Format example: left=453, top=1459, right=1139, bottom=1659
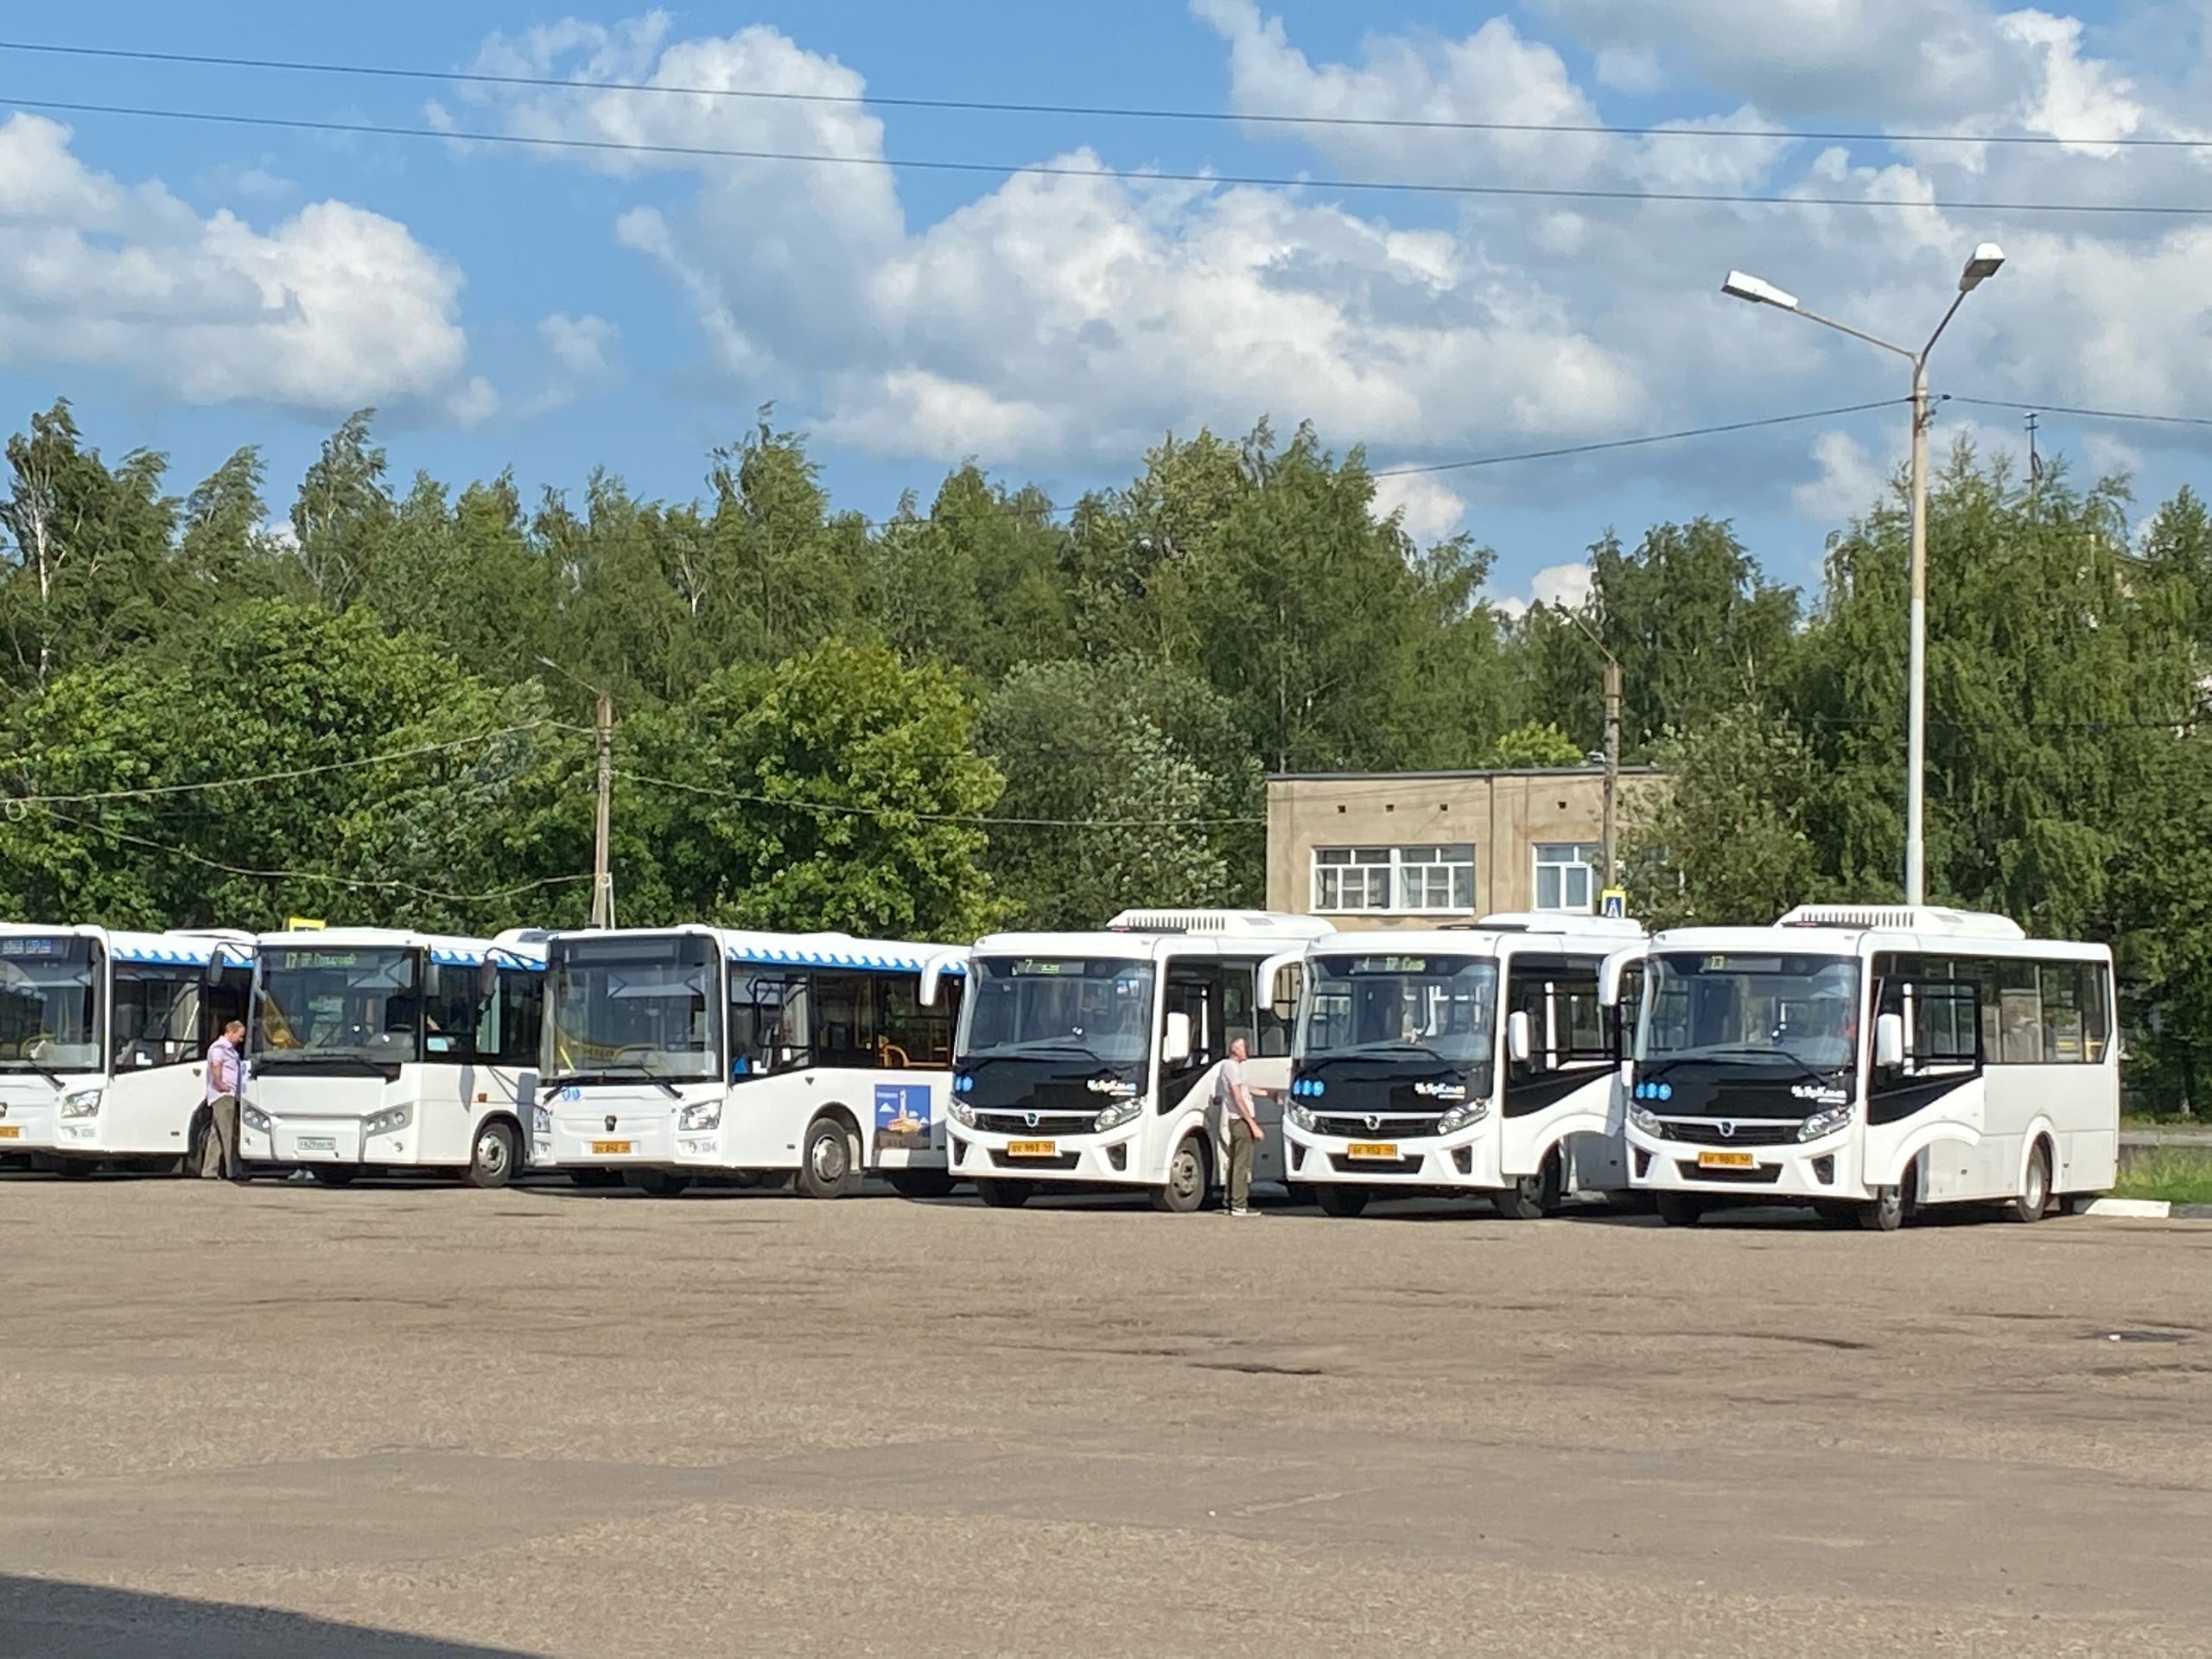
left=201, top=1018, right=246, bottom=1183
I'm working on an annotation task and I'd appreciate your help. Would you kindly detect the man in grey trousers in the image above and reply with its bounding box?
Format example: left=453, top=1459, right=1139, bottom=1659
left=1214, top=1035, right=1264, bottom=1217
left=201, top=1017, right=247, bottom=1183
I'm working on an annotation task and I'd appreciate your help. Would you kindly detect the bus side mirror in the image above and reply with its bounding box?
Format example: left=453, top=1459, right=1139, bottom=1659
left=1875, top=1013, right=1905, bottom=1069
left=1507, top=1010, right=1534, bottom=1065
left=1161, top=1012, right=1192, bottom=1066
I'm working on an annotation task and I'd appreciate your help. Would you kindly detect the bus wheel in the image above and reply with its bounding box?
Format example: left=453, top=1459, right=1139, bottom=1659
left=1655, top=1192, right=1704, bottom=1228
left=1150, top=1135, right=1210, bottom=1213
left=1858, top=1181, right=1908, bottom=1232
left=626, top=1170, right=691, bottom=1198
left=309, top=1166, right=359, bottom=1187
left=1315, top=1185, right=1370, bottom=1218
left=1493, top=1151, right=1564, bottom=1221
left=887, top=1169, right=957, bottom=1199
left=2009, top=1141, right=2053, bottom=1224
left=797, top=1115, right=861, bottom=1200
left=465, top=1121, right=519, bottom=1190
left=976, top=1179, right=1032, bottom=1208
left=568, top=1168, right=622, bottom=1189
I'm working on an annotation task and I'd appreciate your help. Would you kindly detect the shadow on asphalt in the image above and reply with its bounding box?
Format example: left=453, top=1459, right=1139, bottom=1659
left=0, top=1575, right=542, bottom=1659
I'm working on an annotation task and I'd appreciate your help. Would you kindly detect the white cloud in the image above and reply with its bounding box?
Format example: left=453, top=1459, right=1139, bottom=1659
left=540, top=312, right=617, bottom=375
left=1493, top=559, right=1596, bottom=619
left=1371, top=471, right=1468, bottom=543
left=0, top=114, right=484, bottom=420
left=1792, top=429, right=1893, bottom=524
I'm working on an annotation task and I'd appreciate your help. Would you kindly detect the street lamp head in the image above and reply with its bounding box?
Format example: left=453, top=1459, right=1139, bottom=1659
left=1720, top=270, right=1800, bottom=311
left=1958, top=242, right=2005, bottom=292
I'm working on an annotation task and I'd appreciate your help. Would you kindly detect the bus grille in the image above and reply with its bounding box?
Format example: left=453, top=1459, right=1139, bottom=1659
left=972, top=1112, right=1097, bottom=1137
left=1657, top=1119, right=1801, bottom=1147
left=1310, top=1115, right=1442, bottom=1141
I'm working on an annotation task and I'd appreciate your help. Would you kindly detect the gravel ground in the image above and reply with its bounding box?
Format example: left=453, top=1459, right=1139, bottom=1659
left=3, top=1173, right=2209, bottom=1657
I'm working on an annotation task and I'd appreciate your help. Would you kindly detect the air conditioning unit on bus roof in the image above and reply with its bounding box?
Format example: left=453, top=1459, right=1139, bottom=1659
left=1105, top=909, right=1336, bottom=938
left=1460, top=912, right=1644, bottom=937
left=1777, top=904, right=2025, bottom=939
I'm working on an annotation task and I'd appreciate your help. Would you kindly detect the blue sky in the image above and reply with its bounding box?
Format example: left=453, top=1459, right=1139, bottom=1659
left=4, top=0, right=2209, bottom=611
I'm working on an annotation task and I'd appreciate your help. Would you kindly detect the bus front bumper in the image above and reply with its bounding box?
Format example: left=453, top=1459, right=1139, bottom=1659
left=948, top=1125, right=1145, bottom=1185
left=1281, top=1122, right=1500, bottom=1187
left=1624, top=1123, right=1867, bottom=1202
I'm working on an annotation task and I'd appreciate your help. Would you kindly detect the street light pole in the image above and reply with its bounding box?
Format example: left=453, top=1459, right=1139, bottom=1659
left=1554, top=602, right=1624, bottom=897
left=1720, top=245, right=2005, bottom=906
left=537, top=655, right=617, bottom=931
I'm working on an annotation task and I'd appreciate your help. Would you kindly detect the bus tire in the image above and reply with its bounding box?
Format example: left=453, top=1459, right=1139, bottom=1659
left=465, top=1120, right=520, bottom=1190
left=1315, top=1184, right=1370, bottom=1218
left=1858, top=1180, right=1909, bottom=1232
left=1493, top=1149, right=1564, bottom=1221
left=2009, top=1140, right=2053, bottom=1224
left=568, top=1168, right=622, bottom=1188
left=1655, top=1192, right=1704, bottom=1228
left=626, top=1170, right=690, bottom=1198
left=309, top=1166, right=359, bottom=1187
left=797, top=1114, right=861, bottom=1199
left=976, top=1179, right=1032, bottom=1209
left=1150, top=1135, right=1210, bottom=1213
left=887, top=1169, right=957, bottom=1199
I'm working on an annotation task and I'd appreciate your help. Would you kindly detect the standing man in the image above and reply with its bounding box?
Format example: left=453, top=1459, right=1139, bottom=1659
left=202, top=1017, right=246, bottom=1184
left=1213, top=1034, right=1264, bottom=1217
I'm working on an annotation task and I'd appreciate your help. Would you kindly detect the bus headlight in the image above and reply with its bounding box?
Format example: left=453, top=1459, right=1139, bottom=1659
left=365, top=1104, right=412, bottom=1137
left=949, top=1101, right=976, bottom=1128
left=1627, top=1103, right=1662, bottom=1135
left=1092, top=1098, right=1140, bottom=1134
left=1285, top=1103, right=1317, bottom=1133
left=1798, top=1103, right=1854, bottom=1141
left=1434, top=1099, right=1491, bottom=1135
left=242, top=1105, right=271, bottom=1133
left=532, top=1103, right=552, bottom=1136
left=678, top=1100, right=722, bottom=1132
left=59, top=1087, right=104, bottom=1119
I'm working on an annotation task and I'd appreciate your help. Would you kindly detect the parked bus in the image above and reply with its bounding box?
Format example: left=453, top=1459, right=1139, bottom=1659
left=242, top=927, right=545, bottom=1187
left=533, top=926, right=969, bottom=1198
left=950, top=910, right=1330, bottom=1211
left=0, top=924, right=254, bottom=1174
left=1282, top=913, right=1645, bottom=1217
left=1604, top=905, right=2119, bottom=1230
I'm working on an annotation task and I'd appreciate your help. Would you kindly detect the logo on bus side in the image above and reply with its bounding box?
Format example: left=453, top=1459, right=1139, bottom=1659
left=874, top=1083, right=931, bottom=1149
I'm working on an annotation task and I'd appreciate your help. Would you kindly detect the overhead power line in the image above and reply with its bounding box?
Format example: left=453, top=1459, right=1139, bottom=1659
left=3, top=38, right=2204, bottom=152
left=1949, top=396, right=2212, bottom=431
left=4, top=95, right=2209, bottom=218
left=2, top=724, right=554, bottom=808
left=616, top=767, right=1264, bottom=830
left=1372, top=398, right=1910, bottom=478
left=38, top=808, right=594, bottom=906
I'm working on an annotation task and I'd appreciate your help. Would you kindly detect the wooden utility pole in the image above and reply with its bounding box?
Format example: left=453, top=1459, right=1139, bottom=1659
left=591, top=688, right=615, bottom=931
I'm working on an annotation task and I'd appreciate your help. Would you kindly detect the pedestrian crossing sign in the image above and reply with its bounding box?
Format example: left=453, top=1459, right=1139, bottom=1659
left=1599, top=888, right=1628, bottom=919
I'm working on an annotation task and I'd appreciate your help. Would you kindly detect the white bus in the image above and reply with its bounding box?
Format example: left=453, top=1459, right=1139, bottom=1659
left=0, top=924, right=254, bottom=1175
left=242, top=927, right=546, bottom=1187
left=949, top=910, right=1331, bottom=1211
left=1606, top=905, right=2120, bottom=1230
left=533, top=926, right=969, bottom=1198
left=1282, top=913, right=1645, bottom=1218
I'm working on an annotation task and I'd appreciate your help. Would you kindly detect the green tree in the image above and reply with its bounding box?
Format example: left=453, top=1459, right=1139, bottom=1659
left=1623, top=708, right=1819, bottom=928
left=1484, top=721, right=1589, bottom=769
left=627, top=639, right=1002, bottom=939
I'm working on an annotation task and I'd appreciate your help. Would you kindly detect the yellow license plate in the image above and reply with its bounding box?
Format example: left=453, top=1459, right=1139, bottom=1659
left=1698, top=1150, right=1756, bottom=1169
left=591, top=1140, right=632, bottom=1155
left=1006, top=1139, right=1058, bottom=1158
left=0, top=1125, right=18, bottom=1139
left=1347, top=1141, right=1399, bottom=1160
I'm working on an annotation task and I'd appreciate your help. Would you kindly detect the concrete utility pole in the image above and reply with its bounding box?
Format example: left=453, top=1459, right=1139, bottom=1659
left=1601, top=655, right=1622, bottom=895
left=1721, top=244, right=2006, bottom=906
left=591, top=688, right=615, bottom=931
left=538, top=655, right=618, bottom=931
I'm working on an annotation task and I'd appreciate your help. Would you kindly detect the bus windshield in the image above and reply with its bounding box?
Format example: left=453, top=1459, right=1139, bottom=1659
left=1297, top=954, right=1498, bottom=1070
left=255, top=946, right=422, bottom=1065
left=958, top=957, right=1155, bottom=1067
left=0, top=936, right=101, bottom=1072
left=1641, top=952, right=1861, bottom=1071
left=547, top=933, right=720, bottom=1083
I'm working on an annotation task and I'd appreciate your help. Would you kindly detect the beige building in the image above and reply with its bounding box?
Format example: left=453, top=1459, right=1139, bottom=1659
left=1266, top=766, right=1667, bottom=931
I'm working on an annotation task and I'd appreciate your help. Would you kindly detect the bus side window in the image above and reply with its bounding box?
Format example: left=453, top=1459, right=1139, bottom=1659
left=1256, top=963, right=1300, bottom=1058
left=814, top=974, right=874, bottom=1068
left=876, top=976, right=953, bottom=1070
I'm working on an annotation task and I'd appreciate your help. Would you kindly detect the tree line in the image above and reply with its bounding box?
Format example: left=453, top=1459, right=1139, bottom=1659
left=3, top=399, right=2209, bottom=1113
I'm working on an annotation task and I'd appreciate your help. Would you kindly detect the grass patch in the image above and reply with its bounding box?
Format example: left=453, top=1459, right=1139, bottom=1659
left=2113, top=1147, right=2212, bottom=1205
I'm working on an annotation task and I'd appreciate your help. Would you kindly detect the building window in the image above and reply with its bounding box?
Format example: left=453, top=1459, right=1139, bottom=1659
left=1533, top=842, right=1604, bottom=912
left=1312, top=845, right=1475, bottom=914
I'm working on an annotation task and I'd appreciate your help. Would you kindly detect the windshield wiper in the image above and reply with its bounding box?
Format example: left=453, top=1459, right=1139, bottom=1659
left=253, top=1053, right=396, bottom=1077
left=1314, top=1039, right=1462, bottom=1067
left=0, top=1057, right=68, bottom=1087
left=543, top=1065, right=682, bottom=1098
left=968, top=1041, right=1107, bottom=1064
